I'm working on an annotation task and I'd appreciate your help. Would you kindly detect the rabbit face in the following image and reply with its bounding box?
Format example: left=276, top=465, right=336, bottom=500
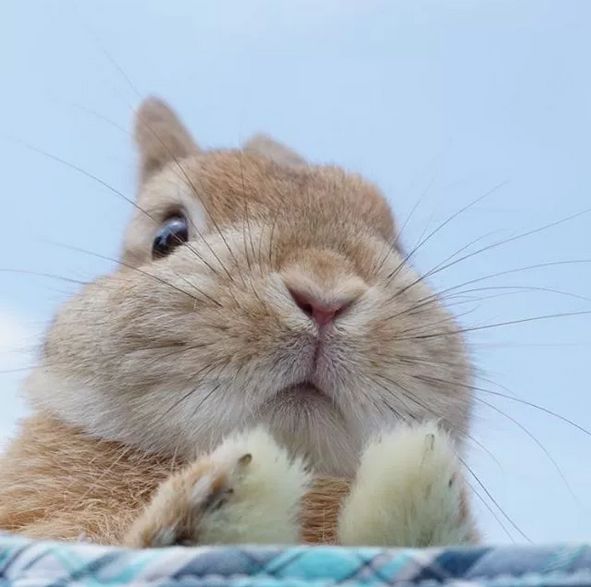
left=26, top=100, right=472, bottom=477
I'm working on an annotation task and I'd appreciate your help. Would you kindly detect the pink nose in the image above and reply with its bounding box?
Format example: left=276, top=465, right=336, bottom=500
left=288, top=288, right=347, bottom=327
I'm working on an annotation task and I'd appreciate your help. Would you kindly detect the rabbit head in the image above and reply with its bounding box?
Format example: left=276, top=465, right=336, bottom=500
left=26, top=98, right=472, bottom=477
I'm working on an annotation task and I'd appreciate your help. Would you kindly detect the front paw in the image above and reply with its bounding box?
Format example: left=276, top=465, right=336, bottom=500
left=125, top=428, right=309, bottom=547
left=337, top=422, right=476, bottom=547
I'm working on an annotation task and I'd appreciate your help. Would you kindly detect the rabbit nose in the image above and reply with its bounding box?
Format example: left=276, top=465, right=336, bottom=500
left=287, top=287, right=352, bottom=327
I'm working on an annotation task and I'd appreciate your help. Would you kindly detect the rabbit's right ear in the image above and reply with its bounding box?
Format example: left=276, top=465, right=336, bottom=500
left=134, top=97, right=200, bottom=184
left=243, top=134, right=306, bottom=168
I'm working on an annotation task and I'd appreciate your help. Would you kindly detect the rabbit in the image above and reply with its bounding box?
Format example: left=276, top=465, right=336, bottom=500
left=0, top=98, right=477, bottom=547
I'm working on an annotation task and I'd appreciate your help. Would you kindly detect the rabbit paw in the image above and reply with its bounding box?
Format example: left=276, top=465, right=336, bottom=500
left=337, top=422, right=477, bottom=547
left=124, top=428, right=309, bottom=547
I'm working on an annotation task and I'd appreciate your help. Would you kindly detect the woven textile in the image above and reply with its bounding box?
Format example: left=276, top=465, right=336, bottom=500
left=1, top=534, right=590, bottom=586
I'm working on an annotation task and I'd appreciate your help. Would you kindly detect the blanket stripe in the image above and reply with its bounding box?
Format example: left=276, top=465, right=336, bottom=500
left=0, top=534, right=590, bottom=586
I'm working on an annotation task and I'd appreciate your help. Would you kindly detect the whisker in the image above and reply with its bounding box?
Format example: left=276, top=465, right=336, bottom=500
left=466, top=477, right=516, bottom=543
left=48, top=241, right=221, bottom=307
left=386, top=284, right=591, bottom=334
left=475, top=395, right=580, bottom=505
left=373, top=176, right=436, bottom=275
left=240, top=198, right=253, bottom=273
left=399, top=207, right=591, bottom=300
left=134, top=101, right=241, bottom=286
left=476, top=387, right=591, bottom=439
left=400, top=368, right=591, bottom=439
left=71, top=102, right=129, bottom=136
left=464, top=433, right=504, bottom=471
left=159, top=363, right=222, bottom=420
left=0, top=269, right=87, bottom=286
left=394, top=174, right=437, bottom=251
left=398, top=310, right=591, bottom=341
left=444, top=285, right=591, bottom=304
left=190, top=382, right=223, bottom=420
left=12, top=138, right=160, bottom=225
left=366, top=371, right=518, bottom=541
left=384, top=259, right=591, bottom=329
left=408, top=369, right=588, bottom=507
left=387, top=180, right=509, bottom=283
left=460, top=455, right=531, bottom=542
left=79, top=39, right=240, bottom=287
left=10, top=133, right=231, bottom=291
left=433, top=259, right=591, bottom=303
left=239, top=154, right=260, bottom=273
left=0, top=367, right=38, bottom=375
left=267, top=210, right=280, bottom=269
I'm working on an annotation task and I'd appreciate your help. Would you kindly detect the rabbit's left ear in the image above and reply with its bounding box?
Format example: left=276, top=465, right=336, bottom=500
left=134, top=97, right=200, bottom=184
left=243, top=134, right=306, bottom=168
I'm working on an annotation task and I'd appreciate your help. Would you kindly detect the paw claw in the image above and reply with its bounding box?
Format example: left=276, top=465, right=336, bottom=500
left=125, top=428, right=308, bottom=548
left=238, top=453, right=252, bottom=467
left=424, top=432, right=436, bottom=455
left=338, top=422, right=476, bottom=547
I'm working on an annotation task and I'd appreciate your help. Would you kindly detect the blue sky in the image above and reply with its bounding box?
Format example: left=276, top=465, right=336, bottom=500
left=1, top=0, right=591, bottom=544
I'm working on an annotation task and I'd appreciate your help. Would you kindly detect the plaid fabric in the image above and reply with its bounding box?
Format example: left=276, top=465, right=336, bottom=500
left=0, top=534, right=590, bottom=586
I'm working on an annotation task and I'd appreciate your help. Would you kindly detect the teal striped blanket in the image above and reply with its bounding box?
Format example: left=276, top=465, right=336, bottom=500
left=0, top=534, right=590, bottom=586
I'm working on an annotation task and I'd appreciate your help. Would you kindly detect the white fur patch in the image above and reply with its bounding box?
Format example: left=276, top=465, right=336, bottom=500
left=190, top=474, right=214, bottom=508
left=338, top=422, right=473, bottom=547
left=199, top=427, right=310, bottom=544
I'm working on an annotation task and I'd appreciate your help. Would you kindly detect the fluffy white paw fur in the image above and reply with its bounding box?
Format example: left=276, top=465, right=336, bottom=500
left=337, top=422, right=475, bottom=547
left=125, top=428, right=309, bottom=547
left=199, top=428, right=309, bottom=544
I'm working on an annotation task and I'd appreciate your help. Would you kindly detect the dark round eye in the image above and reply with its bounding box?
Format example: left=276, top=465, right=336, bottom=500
left=152, top=215, right=189, bottom=259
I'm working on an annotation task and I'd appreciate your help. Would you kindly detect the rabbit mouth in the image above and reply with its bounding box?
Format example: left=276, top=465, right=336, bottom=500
left=270, top=381, right=333, bottom=406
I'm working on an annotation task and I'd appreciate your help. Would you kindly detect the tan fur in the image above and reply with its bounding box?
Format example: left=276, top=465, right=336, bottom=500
left=0, top=97, right=475, bottom=546
left=0, top=415, right=351, bottom=545
left=123, top=453, right=230, bottom=547
left=135, top=97, right=200, bottom=184
left=243, top=134, right=307, bottom=168
left=0, top=415, right=172, bottom=543
left=300, top=477, right=351, bottom=544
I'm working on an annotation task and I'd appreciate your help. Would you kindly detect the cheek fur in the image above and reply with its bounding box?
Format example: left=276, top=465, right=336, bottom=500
left=30, top=228, right=472, bottom=468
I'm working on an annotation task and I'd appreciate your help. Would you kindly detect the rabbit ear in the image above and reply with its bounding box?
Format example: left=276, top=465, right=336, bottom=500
left=243, top=134, right=306, bottom=168
left=134, top=97, right=200, bottom=184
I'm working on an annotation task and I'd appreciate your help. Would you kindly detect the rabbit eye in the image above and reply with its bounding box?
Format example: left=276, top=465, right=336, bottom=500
left=152, top=215, right=189, bottom=259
